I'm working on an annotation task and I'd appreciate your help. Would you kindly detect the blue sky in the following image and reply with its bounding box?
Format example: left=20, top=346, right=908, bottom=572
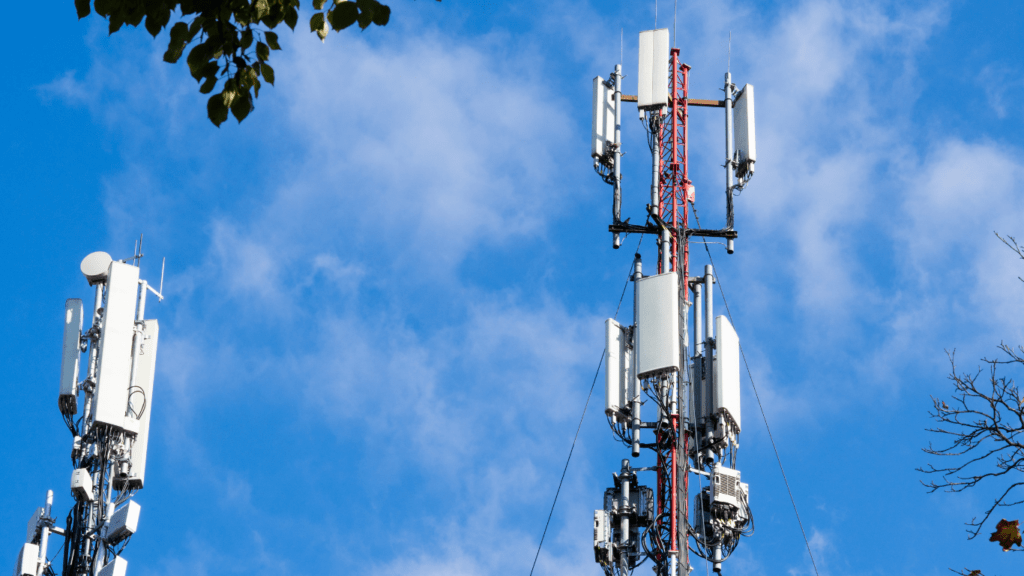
left=4, top=0, right=1024, bottom=575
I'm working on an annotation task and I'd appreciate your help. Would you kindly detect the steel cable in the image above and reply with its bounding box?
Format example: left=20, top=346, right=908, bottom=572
left=528, top=235, right=643, bottom=576
left=691, top=206, right=821, bottom=576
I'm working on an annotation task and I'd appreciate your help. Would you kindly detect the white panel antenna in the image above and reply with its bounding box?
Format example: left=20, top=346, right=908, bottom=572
left=604, top=319, right=634, bottom=419
left=94, top=261, right=140, bottom=429
left=733, top=84, right=756, bottom=179
left=593, top=510, right=612, bottom=565
left=124, top=320, right=158, bottom=490
left=691, top=357, right=713, bottom=425
left=105, top=500, right=141, bottom=544
left=637, top=29, right=670, bottom=110
left=635, top=271, right=680, bottom=378
left=713, top=315, right=741, bottom=432
left=25, top=508, right=43, bottom=544
left=97, top=556, right=127, bottom=576
left=60, top=299, right=84, bottom=412
left=13, top=543, right=38, bottom=576
left=592, top=77, right=616, bottom=159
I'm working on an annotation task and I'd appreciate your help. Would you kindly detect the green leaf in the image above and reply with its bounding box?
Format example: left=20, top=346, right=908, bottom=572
left=144, top=6, right=171, bottom=37
left=371, top=4, right=390, bottom=26
left=207, top=93, right=229, bottom=127
left=108, top=10, right=125, bottom=34
left=75, top=0, right=91, bottom=19
left=254, top=0, right=270, bottom=21
left=222, top=81, right=238, bottom=109
left=231, top=91, right=253, bottom=122
left=241, top=66, right=259, bottom=89
left=188, top=17, right=204, bottom=40
left=125, top=3, right=145, bottom=27
left=309, top=12, right=325, bottom=32
left=313, top=0, right=326, bottom=8
left=186, top=42, right=212, bottom=79
left=311, top=12, right=329, bottom=41
left=261, top=63, right=275, bottom=85
left=284, top=5, right=298, bottom=29
left=264, top=31, right=281, bottom=50
left=199, top=74, right=219, bottom=94
left=164, top=21, right=189, bottom=63
left=241, top=29, right=254, bottom=49
left=256, top=41, right=270, bottom=62
left=328, top=3, right=358, bottom=31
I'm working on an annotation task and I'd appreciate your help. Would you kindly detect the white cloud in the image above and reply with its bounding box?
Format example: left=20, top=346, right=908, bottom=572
left=54, top=1, right=1024, bottom=575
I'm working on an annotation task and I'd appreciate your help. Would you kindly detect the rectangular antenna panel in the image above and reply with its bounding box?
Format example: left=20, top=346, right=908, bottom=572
left=94, top=261, right=139, bottom=429
left=60, top=299, right=84, bottom=409
left=604, top=319, right=632, bottom=417
left=105, top=500, right=141, bottom=544
left=713, top=315, right=741, bottom=432
left=734, top=84, right=756, bottom=178
left=635, top=271, right=679, bottom=377
left=97, top=556, right=127, bottom=576
left=637, top=29, right=669, bottom=110
left=14, top=543, right=38, bottom=576
left=592, top=77, right=615, bottom=159
left=26, top=507, right=43, bottom=544
left=125, top=320, right=158, bottom=490
left=593, top=510, right=612, bottom=565
left=691, top=356, right=713, bottom=426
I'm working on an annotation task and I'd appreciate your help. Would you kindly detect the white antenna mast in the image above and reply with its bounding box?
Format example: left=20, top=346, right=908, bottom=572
left=13, top=247, right=165, bottom=576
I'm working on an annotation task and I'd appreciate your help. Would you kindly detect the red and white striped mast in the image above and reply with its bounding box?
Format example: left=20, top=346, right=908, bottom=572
left=593, top=26, right=755, bottom=576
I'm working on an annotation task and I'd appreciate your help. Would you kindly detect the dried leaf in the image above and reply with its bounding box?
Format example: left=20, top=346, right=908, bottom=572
left=990, top=519, right=1022, bottom=551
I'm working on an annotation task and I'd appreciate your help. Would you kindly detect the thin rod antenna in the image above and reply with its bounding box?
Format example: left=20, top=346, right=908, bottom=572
left=158, top=258, right=165, bottom=299
left=674, top=0, right=677, bottom=48
left=655, top=0, right=658, bottom=28
left=728, top=31, right=732, bottom=73
left=620, top=28, right=623, bottom=66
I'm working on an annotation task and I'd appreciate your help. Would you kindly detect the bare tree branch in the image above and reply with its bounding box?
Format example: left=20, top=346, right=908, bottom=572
left=918, top=349, right=1024, bottom=538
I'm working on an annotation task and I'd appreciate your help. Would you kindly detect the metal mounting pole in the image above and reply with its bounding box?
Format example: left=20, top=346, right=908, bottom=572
left=724, top=73, right=735, bottom=231
left=632, top=255, right=643, bottom=458
left=613, top=64, right=623, bottom=249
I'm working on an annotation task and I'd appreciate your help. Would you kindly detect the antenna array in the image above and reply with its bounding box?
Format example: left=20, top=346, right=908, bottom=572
left=591, top=29, right=756, bottom=576
left=13, top=249, right=164, bottom=576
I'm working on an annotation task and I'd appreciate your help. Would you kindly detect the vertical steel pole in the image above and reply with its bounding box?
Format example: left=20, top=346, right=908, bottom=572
left=632, top=255, right=643, bottom=458
left=36, top=490, right=53, bottom=576
left=724, top=73, right=735, bottom=230
left=613, top=64, right=623, bottom=249
left=621, top=459, right=631, bottom=572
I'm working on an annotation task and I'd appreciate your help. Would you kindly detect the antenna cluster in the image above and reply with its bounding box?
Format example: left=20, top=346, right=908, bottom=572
left=14, top=246, right=164, bottom=576
left=590, top=29, right=757, bottom=576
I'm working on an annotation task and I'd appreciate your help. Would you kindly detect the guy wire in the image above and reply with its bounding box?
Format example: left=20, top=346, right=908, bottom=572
left=528, top=234, right=644, bottom=576
left=690, top=205, right=821, bottom=576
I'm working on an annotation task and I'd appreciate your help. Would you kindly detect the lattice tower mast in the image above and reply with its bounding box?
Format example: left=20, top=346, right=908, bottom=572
left=593, top=28, right=756, bottom=576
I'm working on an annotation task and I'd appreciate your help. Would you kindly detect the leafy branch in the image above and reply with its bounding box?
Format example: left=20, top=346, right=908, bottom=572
left=75, top=0, right=433, bottom=126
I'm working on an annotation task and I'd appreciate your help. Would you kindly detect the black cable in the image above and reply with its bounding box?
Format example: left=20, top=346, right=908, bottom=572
left=690, top=205, right=821, bottom=576
left=527, top=350, right=604, bottom=576
left=529, top=235, right=642, bottom=576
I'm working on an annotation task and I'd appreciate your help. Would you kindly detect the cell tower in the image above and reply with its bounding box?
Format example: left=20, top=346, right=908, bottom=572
left=591, top=29, right=756, bottom=576
left=13, top=247, right=164, bottom=576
